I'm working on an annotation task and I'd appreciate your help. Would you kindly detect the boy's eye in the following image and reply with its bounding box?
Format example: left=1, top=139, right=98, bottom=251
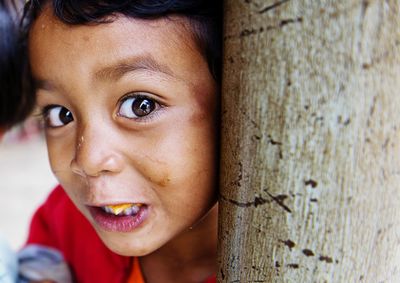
left=118, top=95, right=157, bottom=119
left=44, top=106, right=74, bottom=128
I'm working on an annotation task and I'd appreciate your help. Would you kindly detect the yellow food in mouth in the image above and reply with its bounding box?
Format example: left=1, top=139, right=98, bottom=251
left=108, top=204, right=134, bottom=215
left=104, top=203, right=142, bottom=215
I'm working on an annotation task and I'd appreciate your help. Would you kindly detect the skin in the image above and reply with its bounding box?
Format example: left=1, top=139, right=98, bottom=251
left=29, top=7, right=219, bottom=283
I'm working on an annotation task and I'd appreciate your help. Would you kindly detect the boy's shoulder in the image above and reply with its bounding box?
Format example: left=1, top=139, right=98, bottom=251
left=46, top=184, right=68, bottom=203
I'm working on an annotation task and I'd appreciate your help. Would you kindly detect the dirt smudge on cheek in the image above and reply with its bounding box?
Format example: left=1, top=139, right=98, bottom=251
left=141, top=155, right=171, bottom=188
left=155, top=175, right=171, bottom=187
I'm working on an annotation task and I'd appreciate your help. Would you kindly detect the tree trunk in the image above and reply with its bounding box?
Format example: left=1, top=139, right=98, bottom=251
left=218, top=1, right=400, bottom=282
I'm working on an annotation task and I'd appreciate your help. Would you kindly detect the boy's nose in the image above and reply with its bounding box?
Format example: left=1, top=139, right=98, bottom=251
left=70, top=125, right=124, bottom=177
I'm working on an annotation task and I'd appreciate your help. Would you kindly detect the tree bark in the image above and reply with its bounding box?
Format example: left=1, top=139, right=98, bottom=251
left=218, top=1, right=400, bottom=282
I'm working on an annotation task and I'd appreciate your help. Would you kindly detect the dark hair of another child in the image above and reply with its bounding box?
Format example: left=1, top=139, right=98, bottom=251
left=0, top=0, right=34, bottom=128
left=23, top=0, right=223, bottom=83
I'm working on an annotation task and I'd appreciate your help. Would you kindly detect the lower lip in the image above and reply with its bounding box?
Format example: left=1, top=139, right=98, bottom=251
left=89, top=205, right=148, bottom=233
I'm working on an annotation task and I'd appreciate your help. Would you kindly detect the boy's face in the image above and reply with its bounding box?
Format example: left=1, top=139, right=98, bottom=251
left=29, top=8, right=218, bottom=256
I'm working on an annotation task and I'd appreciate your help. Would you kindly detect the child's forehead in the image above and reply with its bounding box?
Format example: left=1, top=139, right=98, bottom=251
left=30, top=8, right=207, bottom=82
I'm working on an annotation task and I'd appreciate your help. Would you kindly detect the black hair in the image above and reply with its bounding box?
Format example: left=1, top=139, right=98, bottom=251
left=23, top=0, right=223, bottom=82
left=0, top=0, right=34, bottom=128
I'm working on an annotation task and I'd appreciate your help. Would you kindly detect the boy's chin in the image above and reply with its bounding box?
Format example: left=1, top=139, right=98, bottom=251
left=94, top=228, right=156, bottom=257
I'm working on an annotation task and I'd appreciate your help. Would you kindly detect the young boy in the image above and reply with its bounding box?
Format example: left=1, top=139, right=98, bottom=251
left=23, top=0, right=222, bottom=282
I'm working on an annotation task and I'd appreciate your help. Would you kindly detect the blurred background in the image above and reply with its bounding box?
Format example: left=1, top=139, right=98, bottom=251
left=0, top=119, right=57, bottom=249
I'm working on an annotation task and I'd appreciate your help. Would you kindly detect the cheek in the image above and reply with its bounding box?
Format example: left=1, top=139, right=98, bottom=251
left=131, top=150, right=172, bottom=188
left=46, top=135, right=78, bottom=190
left=148, top=117, right=217, bottom=192
left=131, top=117, right=216, bottom=195
left=47, top=139, right=70, bottom=172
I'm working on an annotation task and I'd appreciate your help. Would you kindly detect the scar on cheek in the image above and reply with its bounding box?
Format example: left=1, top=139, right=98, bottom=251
left=140, top=158, right=171, bottom=187
left=147, top=172, right=171, bottom=187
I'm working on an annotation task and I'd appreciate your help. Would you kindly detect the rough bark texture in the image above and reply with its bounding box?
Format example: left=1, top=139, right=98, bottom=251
left=218, top=1, right=400, bottom=282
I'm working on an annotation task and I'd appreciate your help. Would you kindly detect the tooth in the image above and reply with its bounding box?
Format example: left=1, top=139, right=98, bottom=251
left=123, top=207, right=133, bottom=216
left=123, top=205, right=140, bottom=216
left=131, top=205, right=140, bottom=214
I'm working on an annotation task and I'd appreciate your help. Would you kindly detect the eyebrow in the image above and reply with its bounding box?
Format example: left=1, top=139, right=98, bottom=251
left=94, top=54, right=175, bottom=81
left=33, top=55, right=176, bottom=92
left=34, top=78, right=55, bottom=92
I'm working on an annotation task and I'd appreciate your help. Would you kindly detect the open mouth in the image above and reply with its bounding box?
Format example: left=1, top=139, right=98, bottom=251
left=89, top=203, right=148, bottom=232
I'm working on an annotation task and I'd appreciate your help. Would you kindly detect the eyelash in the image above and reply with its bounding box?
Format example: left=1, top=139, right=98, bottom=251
left=34, top=108, right=47, bottom=126
left=40, top=104, right=57, bottom=118
left=38, top=104, right=74, bottom=129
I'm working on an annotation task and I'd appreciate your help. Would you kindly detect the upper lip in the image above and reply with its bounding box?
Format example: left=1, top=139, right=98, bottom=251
left=83, top=178, right=148, bottom=204
left=83, top=185, right=147, bottom=207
